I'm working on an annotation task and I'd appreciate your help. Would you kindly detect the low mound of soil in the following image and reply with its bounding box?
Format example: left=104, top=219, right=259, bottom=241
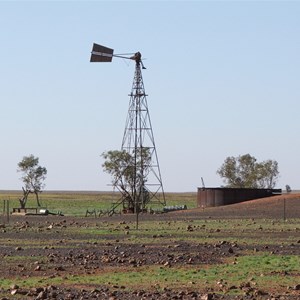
left=169, top=193, right=300, bottom=220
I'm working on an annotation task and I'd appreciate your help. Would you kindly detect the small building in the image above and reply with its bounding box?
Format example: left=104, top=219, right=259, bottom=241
left=197, top=187, right=282, bottom=208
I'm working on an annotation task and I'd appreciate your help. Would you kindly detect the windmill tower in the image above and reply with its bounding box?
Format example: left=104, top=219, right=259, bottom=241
left=90, top=44, right=165, bottom=213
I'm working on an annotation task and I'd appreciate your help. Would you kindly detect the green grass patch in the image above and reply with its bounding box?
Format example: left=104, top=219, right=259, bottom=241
left=0, top=254, right=298, bottom=294
left=62, top=218, right=300, bottom=246
left=0, top=191, right=197, bottom=216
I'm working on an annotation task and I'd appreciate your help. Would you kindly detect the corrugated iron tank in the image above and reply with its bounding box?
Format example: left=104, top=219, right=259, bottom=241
left=197, top=187, right=282, bottom=208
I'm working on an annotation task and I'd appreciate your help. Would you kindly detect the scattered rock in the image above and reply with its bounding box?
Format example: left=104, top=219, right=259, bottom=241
left=200, top=293, right=213, bottom=300
left=10, top=289, right=18, bottom=296
left=35, top=265, right=41, bottom=271
left=36, top=290, right=47, bottom=299
left=10, top=284, right=19, bottom=290
left=186, top=225, right=194, bottom=232
left=293, top=284, right=300, bottom=290
left=163, top=261, right=171, bottom=267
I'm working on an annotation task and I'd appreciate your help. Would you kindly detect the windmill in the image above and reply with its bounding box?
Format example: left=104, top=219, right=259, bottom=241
left=90, top=43, right=166, bottom=215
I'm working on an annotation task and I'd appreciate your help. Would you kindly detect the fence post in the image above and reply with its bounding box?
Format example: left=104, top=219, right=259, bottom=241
left=3, top=200, right=5, bottom=224
left=2, top=200, right=9, bottom=224
left=7, top=200, right=9, bottom=223
left=283, top=198, right=286, bottom=222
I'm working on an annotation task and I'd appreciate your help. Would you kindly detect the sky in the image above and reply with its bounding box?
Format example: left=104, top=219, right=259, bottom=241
left=0, top=1, right=299, bottom=192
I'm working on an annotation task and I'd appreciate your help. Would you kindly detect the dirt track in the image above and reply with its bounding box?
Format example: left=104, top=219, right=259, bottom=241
left=1, top=194, right=300, bottom=299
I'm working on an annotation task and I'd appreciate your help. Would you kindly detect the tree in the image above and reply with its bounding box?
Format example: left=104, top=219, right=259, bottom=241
left=256, top=159, right=279, bottom=189
left=101, top=149, right=151, bottom=211
left=217, top=154, right=279, bottom=189
left=17, top=154, right=47, bottom=208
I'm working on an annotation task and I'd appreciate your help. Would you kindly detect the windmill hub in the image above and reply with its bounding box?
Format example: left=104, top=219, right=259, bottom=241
left=130, top=52, right=141, bottom=62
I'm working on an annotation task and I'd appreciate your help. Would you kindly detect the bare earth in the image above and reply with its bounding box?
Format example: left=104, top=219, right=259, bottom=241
left=0, top=194, right=299, bottom=299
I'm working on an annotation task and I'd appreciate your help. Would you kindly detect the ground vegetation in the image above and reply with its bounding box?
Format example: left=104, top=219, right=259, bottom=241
left=0, top=192, right=299, bottom=299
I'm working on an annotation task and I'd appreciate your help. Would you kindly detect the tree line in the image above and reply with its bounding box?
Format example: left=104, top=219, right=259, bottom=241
left=15, top=152, right=281, bottom=209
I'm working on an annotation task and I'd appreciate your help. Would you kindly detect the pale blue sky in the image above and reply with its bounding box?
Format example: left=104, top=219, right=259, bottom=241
left=0, top=1, right=299, bottom=192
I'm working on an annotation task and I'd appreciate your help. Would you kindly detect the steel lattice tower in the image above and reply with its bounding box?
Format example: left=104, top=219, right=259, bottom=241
left=120, top=54, right=165, bottom=212
left=90, top=44, right=165, bottom=214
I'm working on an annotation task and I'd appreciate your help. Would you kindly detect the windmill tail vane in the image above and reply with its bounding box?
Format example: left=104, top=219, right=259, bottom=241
left=90, top=43, right=146, bottom=68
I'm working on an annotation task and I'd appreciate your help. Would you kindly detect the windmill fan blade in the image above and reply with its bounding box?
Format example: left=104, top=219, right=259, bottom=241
left=90, top=43, right=114, bottom=62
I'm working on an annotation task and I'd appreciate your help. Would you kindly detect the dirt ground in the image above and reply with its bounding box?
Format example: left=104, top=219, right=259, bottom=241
left=1, top=194, right=300, bottom=300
